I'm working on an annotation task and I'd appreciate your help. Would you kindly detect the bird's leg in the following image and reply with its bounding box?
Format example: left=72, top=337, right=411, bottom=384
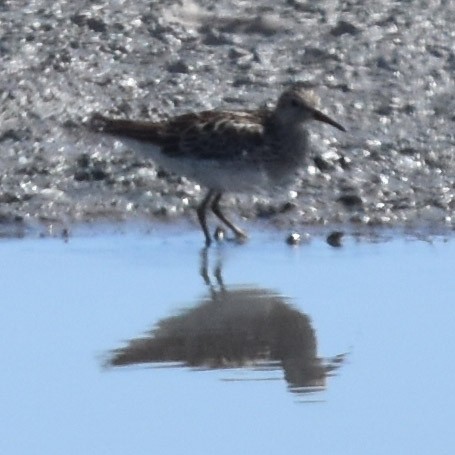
left=199, top=246, right=211, bottom=286
left=197, top=190, right=216, bottom=246
left=211, top=192, right=248, bottom=242
left=199, top=246, right=225, bottom=295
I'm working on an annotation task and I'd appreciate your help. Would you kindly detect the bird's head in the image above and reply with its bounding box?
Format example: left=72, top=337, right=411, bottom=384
left=275, top=86, right=346, bottom=132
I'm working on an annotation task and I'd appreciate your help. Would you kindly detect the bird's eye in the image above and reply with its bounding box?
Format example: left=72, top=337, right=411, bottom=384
left=290, top=99, right=299, bottom=108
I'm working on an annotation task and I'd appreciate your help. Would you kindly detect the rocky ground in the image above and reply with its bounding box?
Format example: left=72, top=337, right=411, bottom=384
left=0, top=0, right=454, bottom=239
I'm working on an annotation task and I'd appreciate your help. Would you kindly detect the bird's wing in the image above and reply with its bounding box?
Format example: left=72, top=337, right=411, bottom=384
left=160, top=110, right=270, bottom=161
left=90, top=110, right=272, bottom=161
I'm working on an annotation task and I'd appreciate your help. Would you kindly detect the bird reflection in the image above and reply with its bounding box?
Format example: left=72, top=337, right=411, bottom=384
left=107, top=248, right=345, bottom=394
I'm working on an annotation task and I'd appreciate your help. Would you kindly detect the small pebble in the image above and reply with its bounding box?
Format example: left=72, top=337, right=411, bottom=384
left=337, top=194, right=363, bottom=208
left=214, top=226, right=226, bottom=242
left=327, top=231, right=344, bottom=247
left=286, top=232, right=302, bottom=246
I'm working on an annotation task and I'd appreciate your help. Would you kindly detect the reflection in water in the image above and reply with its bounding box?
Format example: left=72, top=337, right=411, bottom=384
left=107, top=249, right=345, bottom=394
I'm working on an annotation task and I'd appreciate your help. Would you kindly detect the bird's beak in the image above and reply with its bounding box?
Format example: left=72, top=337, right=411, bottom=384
left=313, top=109, right=346, bottom=132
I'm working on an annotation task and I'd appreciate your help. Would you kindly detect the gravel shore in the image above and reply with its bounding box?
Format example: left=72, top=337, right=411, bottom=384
left=1, top=0, right=454, bottom=238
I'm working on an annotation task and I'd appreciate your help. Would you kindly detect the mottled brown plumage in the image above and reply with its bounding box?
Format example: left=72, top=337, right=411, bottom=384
left=91, top=110, right=274, bottom=161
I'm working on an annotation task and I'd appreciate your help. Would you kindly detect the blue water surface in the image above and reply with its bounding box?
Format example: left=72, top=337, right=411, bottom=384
left=1, top=231, right=454, bottom=454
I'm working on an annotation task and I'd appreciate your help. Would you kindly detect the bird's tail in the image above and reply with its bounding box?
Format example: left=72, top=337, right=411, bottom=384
left=87, top=113, right=162, bottom=142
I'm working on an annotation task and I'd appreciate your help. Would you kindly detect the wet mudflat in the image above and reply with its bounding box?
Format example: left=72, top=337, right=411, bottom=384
left=1, top=231, right=454, bottom=454
left=1, top=0, right=454, bottom=233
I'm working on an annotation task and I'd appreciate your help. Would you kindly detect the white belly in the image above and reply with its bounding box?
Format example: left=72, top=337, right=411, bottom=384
left=119, top=138, right=277, bottom=193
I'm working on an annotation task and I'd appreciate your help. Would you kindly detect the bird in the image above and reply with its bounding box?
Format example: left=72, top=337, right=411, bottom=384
left=89, top=85, right=346, bottom=246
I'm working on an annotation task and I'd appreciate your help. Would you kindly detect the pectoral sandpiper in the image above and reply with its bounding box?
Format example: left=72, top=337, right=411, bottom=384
left=90, top=85, right=346, bottom=245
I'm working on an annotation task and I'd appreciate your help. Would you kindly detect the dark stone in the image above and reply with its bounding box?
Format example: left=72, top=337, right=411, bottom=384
left=314, top=155, right=335, bottom=172
left=91, top=168, right=108, bottom=181
left=279, top=202, right=297, bottom=213
left=0, top=192, right=21, bottom=203
left=167, top=60, right=191, bottom=74
left=337, top=194, right=363, bottom=208
left=338, top=155, right=352, bottom=170
left=327, top=231, right=344, bottom=247
left=330, top=20, right=361, bottom=37
left=76, top=154, right=91, bottom=168
left=74, top=170, right=90, bottom=181
left=286, top=232, right=302, bottom=246
left=86, top=17, right=107, bottom=33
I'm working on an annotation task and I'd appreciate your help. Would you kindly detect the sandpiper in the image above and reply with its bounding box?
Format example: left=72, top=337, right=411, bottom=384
left=90, top=85, right=346, bottom=245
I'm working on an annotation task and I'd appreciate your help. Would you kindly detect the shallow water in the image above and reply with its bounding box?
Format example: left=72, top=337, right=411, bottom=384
left=1, top=232, right=455, bottom=454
